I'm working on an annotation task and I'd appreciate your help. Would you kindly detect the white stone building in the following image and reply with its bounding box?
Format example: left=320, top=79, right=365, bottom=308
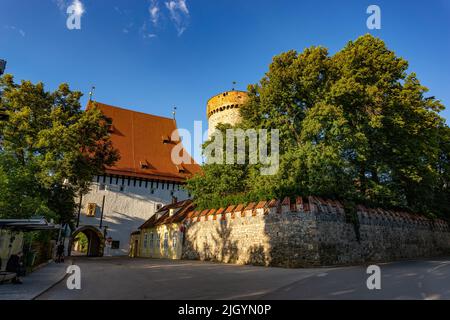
left=72, top=101, right=201, bottom=256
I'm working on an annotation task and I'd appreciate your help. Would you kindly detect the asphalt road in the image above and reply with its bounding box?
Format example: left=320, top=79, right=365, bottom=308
left=37, top=257, right=450, bottom=300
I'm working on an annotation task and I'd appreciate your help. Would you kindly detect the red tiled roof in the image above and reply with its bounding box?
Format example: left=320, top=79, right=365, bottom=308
left=88, top=101, right=202, bottom=182
left=156, top=199, right=191, bottom=213
left=139, top=214, right=158, bottom=229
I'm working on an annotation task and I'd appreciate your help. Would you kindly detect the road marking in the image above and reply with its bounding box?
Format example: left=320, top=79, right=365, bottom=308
left=316, top=273, right=328, bottom=277
left=428, top=261, right=450, bottom=273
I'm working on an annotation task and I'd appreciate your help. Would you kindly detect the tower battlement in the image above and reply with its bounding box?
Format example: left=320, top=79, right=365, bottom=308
left=207, top=90, right=249, bottom=137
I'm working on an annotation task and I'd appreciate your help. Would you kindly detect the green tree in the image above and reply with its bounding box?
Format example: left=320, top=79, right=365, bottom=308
left=0, top=74, right=119, bottom=222
left=186, top=34, right=450, bottom=218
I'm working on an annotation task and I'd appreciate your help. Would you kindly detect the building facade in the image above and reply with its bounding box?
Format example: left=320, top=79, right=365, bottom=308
left=136, top=200, right=193, bottom=260
left=74, top=101, right=200, bottom=256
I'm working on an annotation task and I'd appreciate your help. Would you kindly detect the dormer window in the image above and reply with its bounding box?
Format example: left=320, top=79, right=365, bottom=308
left=106, top=124, right=114, bottom=133
left=140, top=160, right=149, bottom=169
left=162, top=135, right=171, bottom=144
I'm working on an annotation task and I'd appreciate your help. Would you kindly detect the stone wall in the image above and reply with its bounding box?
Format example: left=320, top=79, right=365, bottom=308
left=181, top=197, right=450, bottom=267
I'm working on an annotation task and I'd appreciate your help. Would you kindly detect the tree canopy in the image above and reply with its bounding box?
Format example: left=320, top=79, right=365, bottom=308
left=186, top=34, right=450, bottom=219
left=0, top=74, right=119, bottom=222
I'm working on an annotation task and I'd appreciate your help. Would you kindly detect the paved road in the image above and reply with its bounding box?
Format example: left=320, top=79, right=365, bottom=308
left=37, top=257, right=450, bottom=300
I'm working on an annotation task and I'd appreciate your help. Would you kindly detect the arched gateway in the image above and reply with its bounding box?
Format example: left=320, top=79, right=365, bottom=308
left=71, top=226, right=104, bottom=257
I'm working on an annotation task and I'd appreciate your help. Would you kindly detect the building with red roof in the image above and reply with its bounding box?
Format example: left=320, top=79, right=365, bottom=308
left=74, top=101, right=201, bottom=257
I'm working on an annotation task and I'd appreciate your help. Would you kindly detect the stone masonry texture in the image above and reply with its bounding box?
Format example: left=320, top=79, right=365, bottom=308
left=207, top=91, right=249, bottom=138
left=181, top=196, right=450, bottom=267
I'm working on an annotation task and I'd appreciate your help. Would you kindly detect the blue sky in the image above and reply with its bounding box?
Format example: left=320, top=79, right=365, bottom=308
left=1, top=0, right=450, bottom=155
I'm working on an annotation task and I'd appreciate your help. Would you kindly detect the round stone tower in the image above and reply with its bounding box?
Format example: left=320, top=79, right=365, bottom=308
left=207, top=90, right=249, bottom=138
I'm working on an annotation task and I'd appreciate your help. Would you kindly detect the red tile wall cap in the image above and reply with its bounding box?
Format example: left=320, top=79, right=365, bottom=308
left=200, top=209, right=209, bottom=217
left=281, top=197, right=290, bottom=205
left=191, top=210, right=201, bottom=218
left=244, top=202, right=256, bottom=211
left=267, top=199, right=279, bottom=208
left=255, top=201, right=268, bottom=209
left=225, top=205, right=236, bottom=213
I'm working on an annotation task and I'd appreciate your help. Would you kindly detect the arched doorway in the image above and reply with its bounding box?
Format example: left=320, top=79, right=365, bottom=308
left=71, top=226, right=104, bottom=257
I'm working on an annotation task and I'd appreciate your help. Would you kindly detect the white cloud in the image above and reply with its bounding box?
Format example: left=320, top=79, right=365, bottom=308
left=54, top=0, right=84, bottom=17
left=165, top=0, right=190, bottom=36
left=149, top=0, right=160, bottom=26
left=140, top=22, right=158, bottom=40
left=53, top=0, right=67, bottom=11
left=4, top=25, right=26, bottom=37
left=72, top=0, right=85, bottom=17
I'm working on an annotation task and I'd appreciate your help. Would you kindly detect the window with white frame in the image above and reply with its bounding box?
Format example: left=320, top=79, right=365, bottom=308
left=149, top=233, right=154, bottom=252
left=172, top=231, right=178, bottom=250
left=163, top=232, right=168, bottom=251
left=143, top=233, right=148, bottom=248
left=156, top=233, right=160, bottom=250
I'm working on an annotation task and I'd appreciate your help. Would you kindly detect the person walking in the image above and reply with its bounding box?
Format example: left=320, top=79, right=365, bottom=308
left=56, top=242, right=65, bottom=263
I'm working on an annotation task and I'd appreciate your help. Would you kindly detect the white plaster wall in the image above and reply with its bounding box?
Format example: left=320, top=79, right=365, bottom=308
left=77, top=175, right=190, bottom=256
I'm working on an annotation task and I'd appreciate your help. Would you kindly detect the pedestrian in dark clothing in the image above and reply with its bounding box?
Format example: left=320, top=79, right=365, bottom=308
left=56, top=242, right=65, bottom=263
left=6, top=253, right=23, bottom=284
